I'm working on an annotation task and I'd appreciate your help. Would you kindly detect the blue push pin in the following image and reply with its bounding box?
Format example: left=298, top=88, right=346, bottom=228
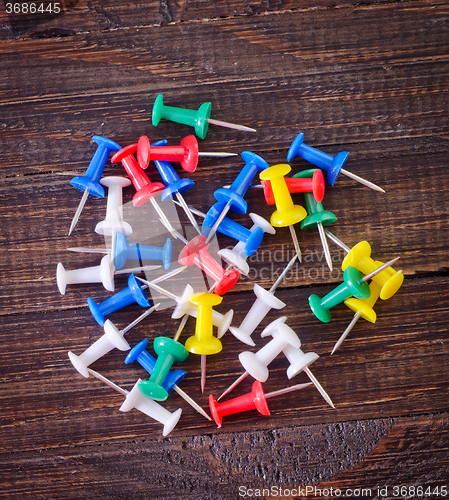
left=125, top=339, right=211, bottom=420
left=125, top=339, right=186, bottom=398
left=69, top=136, right=122, bottom=235
left=87, top=273, right=151, bottom=326
left=204, top=151, right=269, bottom=244
left=114, top=233, right=172, bottom=271
left=152, top=140, right=200, bottom=235
left=202, top=202, right=265, bottom=256
left=287, top=133, right=385, bottom=193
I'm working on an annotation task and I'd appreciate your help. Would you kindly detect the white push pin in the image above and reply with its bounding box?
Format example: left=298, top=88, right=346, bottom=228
left=261, top=317, right=334, bottom=408
left=86, top=369, right=181, bottom=437
left=68, top=303, right=159, bottom=378
left=68, top=325, right=130, bottom=378
left=218, top=214, right=276, bottom=275
left=95, top=176, right=133, bottom=236
left=229, top=254, right=297, bottom=346
left=120, top=379, right=182, bottom=436
left=56, top=255, right=114, bottom=295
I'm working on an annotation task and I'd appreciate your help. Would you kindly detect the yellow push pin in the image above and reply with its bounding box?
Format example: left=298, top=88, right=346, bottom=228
left=342, top=241, right=404, bottom=300
left=333, top=261, right=398, bottom=354
left=185, top=292, right=223, bottom=393
left=259, top=164, right=307, bottom=261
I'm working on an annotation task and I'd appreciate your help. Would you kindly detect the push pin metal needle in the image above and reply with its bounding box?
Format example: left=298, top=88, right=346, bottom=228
left=287, top=133, right=385, bottom=193
left=152, top=94, right=256, bottom=139
left=68, top=136, right=122, bottom=236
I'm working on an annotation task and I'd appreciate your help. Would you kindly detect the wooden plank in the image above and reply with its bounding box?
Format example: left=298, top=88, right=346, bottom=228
left=0, top=414, right=446, bottom=499
left=0, top=275, right=448, bottom=453
left=0, top=2, right=448, bottom=178
left=0, top=0, right=410, bottom=41
left=0, top=135, right=448, bottom=316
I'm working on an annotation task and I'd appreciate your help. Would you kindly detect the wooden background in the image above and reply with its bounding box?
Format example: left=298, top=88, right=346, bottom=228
left=1, top=1, right=448, bottom=498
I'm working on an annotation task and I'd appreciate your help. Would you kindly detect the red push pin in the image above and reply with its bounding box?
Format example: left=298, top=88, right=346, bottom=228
left=261, top=169, right=325, bottom=205
left=112, top=144, right=187, bottom=244
left=136, top=135, right=236, bottom=174
left=178, top=235, right=240, bottom=295
left=209, top=380, right=312, bottom=428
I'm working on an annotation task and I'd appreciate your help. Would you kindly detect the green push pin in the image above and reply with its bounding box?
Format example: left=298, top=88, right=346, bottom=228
left=138, top=337, right=189, bottom=401
left=309, top=257, right=400, bottom=323
left=293, top=169, right=336, bottom=271
left=152, top=94, right=257, bottom=139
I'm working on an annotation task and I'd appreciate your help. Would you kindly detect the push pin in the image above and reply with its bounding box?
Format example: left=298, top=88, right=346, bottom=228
left=202, top=202, right=265, bottom=257
left=178, top=235, right=240, bottom=295
left=229, top=254, right=298, bottom=346
left=309, top=258, right=400, bottom=323
left=68, top=136, right=122, bottom=236
left=56, top=255, right=114, bottom=295
left=87, top=369, right=182, bottom=436
left=261, top=317, right=334, bottom=408
left=332, top=279, right=383, bottom=355
left=262, top=168, right=325, bottom=204
left=153, top=149, right=201, bottom=234
left=114, top=233, right=172, bottom=271
left=185, top=293, right=223, bottom=393
left=136, top=134, right=236, bottom=175
left=218, top=313, right=302, bottom=400
left=209, top=380, right=312, bottom=428
left=125, top=339, right=211, bottom=421
left=259, top=164, right=307, bottom=261
left=204, top=151, right=269, bottom=244
left=218, top=213, right=276, bottom=275
left=152, top=94, right=257, bottom=139
left=325, top=230, right=404, bottom=301
left=287, top=132, right=385, bottom=193
left=171, top=284, right=234, bottom=338
left=68, top=304, right=159, bottom=377
left=111, top=144, right=187, bottom=244
left=293, top=169, right=336, bottom=271
left=87, top=273, right=152, bottom=326
left=95, top=176, right=133, bottom=237
left=138, top=337, right=189, bottom=401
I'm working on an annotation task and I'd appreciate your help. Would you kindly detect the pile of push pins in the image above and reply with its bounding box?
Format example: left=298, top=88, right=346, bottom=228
left=58, top=95, right=404, bottom=436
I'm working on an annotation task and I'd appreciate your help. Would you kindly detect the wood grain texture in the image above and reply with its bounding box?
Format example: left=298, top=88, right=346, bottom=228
left=0, top=0, right=409, bottom=41
left=0, top=1, right=448, bottom=498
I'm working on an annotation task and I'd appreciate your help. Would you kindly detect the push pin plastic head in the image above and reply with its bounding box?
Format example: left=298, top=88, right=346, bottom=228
left=152, top=94, right=257, bottom=139
left=262, top=168, right=325, bottom=205
left=202, top=202, right=265, bottom=256
left=178, top=235, right=240, bottom=295
left=259, top=164, right=306, bottom=261
left=68, top=136, right=122, bottom=235
left=342, top=241, right=404, bottom=300
left=119, top=379, right=183, bottom=436
left=309, top=266, right=370, bottom=323
left=95, top=176, right=133, bottom=236
left=125, top=339, right=187, bottom=399
left=239, top=320, right=301, bottom=382
left=114, top=233, right=172, bottom=271
left=57, top=255, right=114, bottom=295
left=68, top=320, right=130, bottom=378
left=185, top=293, right=223, bottom=355
left=111, top=143, right=166, bottom=207
left=138, top=337, right=189, bottom=401
left=88, top=273, right=151, bottom=326
left=218, top=213, right=276, bottom=275
left=171, top=284, right=234, bottom=338
left=287, top=132, right=385, bottom=193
